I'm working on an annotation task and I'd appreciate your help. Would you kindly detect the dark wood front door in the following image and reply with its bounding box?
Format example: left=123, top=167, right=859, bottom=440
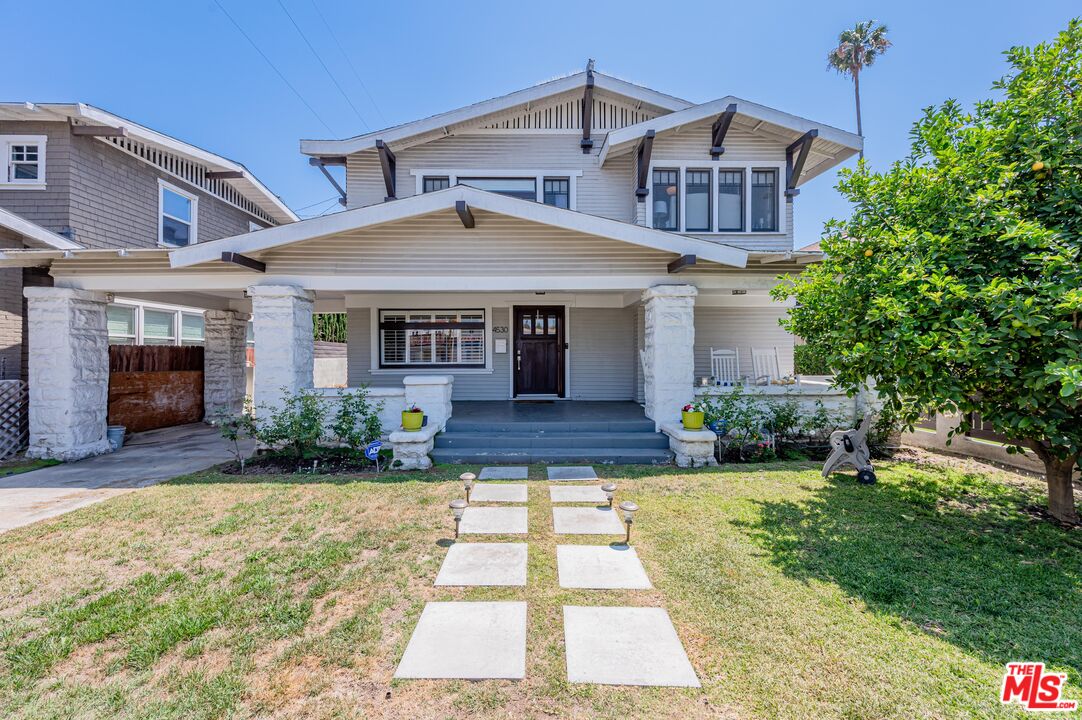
left=513, top=306, right=565, bottom=397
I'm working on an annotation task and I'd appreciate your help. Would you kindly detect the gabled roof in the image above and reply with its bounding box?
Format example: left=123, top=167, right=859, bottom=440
left=599, top=96, right=863, bottom=185
left=169, top=185, right=747, bottom=269
left=0, top=102, right=298, bottom=224
left=299, top=70, right=693, bottom=157
left=0, top=207, right=81, bottom=250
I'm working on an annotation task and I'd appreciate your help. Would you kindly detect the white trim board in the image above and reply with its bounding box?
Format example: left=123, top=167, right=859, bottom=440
left=0, top=207, right=81, bottom=250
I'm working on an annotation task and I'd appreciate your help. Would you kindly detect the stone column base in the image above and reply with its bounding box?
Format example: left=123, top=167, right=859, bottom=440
left=403, top=375, right=454, bottom=431
left=389, top=424, right=439, bottom=470
left=660, top=423, right=718, bottom=468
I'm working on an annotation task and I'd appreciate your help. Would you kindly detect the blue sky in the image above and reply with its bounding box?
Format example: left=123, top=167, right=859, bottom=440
left=6, top=0, right=1078, bottom=241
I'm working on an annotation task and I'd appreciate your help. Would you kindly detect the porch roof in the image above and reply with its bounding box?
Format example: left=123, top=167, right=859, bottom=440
left=0, top=207, right=81, bottom=251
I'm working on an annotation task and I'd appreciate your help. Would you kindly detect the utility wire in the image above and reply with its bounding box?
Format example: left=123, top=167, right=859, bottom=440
left=309, top=0, right=388, bottom=127
left=294, top=195, right=340, bottom=212
left=275, top=0, right=371, bottom=131
left=212, top=0, right=336, bottom=135
left=299, top=197, right=342, bottom=217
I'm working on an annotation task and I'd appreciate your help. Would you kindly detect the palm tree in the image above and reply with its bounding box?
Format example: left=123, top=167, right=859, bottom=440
left=828, top=20, right=891, bottom=159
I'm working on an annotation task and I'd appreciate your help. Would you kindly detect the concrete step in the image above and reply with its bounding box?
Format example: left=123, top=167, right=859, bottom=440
left=444, top=419, right=658, bottom=434
left=430, top=447, right=673, bottom=466
left=435, top=431, right=670, bottom=450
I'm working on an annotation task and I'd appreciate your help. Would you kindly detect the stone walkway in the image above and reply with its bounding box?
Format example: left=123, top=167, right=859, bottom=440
left=394, top=465, right=699, bottom=687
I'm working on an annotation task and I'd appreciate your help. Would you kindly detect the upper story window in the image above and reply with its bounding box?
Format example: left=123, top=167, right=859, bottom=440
left=2, top=135, right=46, bottom=187
left=423, top=176, right=450, bottom=193
left=751, top=169, right=778, bottom=232
left=543, top=178, right=570, bottom=209
left=717, top=170, right=744, bottom=232
left=685, top=170, right=711, bottom=232
left=458, top=177, right=536, bottom=200
left=159, top=180, right=198, bottom=247
left=652, top=169, right=679, bottom=231
left=379, top=309, right=485, bottom=369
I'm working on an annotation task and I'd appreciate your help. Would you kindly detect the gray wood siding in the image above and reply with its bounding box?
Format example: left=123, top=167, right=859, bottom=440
left=694, top=306, right=795, bottom=380
left=346, top=306, right=511, bottom=400
left=568, top=306, right=636, bottom=400
left=0, top=121, right=73, bottom=235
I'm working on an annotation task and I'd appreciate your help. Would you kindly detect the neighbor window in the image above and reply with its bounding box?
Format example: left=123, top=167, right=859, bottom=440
left=685, top=170, right=711, bottom=232
left=379, top=310, right=485, bottom=368
left=457, top=177, right=536, bottom=200
left=142, top=309, right=176, bottom=345
left=651, top=169, right=679, bottom=230
left=159, top=181, right=197, bottom=246
left=750, top=169, right=778, bottom=232
left=717, top=170, right=744, bottom=231
left=543, top=178, right=570, bottom=208
left=2, top=135, right=46, bottom=185
left=422, top=176, right=450, bottom=193
left=106, top=305, right=137, bottom=345
left=181, top=313, right=205, bottom=346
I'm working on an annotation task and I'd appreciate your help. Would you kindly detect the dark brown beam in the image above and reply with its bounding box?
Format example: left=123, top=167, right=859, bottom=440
left=313, top=164, right=347, bottom=205
left=221, top=251, right=266, bottom=273
left=667, top=254, right=697, bottom=273
left=710, top=103, right=738, bottom=159
left=455, top=200, right=475, bottom=228
left=376, top=139, right=396, bottom=200
left=635, top=130, right=656, bottom=201
left=308, top=156, right=347, bottom=167
left=580, top=68, right=595, bottom=153
left=205, top=170, right=244, bottom=179
left=785, top=129, right=818, bottom=199
left=70, top=124, right=127, bottom=137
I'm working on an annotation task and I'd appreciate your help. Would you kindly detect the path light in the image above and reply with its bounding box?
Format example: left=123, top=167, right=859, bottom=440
left=449, top=499, right=468, bottom=539
left=460, top=472, right=476, bottom=503
left=619, top=500, right=639, bottom=544
left=601, top=483, right=617, bottom=508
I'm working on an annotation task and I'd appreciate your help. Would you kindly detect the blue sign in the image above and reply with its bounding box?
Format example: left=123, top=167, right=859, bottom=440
left=364, top=440, right=383, bottom=461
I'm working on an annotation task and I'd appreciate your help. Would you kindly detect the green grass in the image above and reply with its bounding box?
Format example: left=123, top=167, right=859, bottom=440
left=0, top=457, right=60, bottom=478
left=0, top=459, right=1078, bottom=719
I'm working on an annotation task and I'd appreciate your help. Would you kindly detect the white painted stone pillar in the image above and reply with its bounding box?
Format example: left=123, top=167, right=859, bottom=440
left=249, top=285, right=314, bottom=415
left=403, top=375, right=454, bottom=431
left=642, top=284, right=697, bottom=429
left=203, top=309, right=250, bottom=421
left=24, top=286, right=111, bottom=461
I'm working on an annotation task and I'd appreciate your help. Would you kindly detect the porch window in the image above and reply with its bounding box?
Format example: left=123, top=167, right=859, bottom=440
left=651, top=169, right=678, bottom=230
left=685, top=169, right=711, bottom=232
left=717, top=170, right=744, bottom=231
left=422, top=176, right=450, bottom=192
left=107, top=304, right=137, bottom=345
left=750, top=169, right=778, bottom=232
left=379, top=309, right=485, bottom=368
left=181, top=312, right=205, bottom=346
left=2, top=135, right=46, bottom=186
left=142, top=309, right=176, bottom=345
left=457, top=177, right=536, bottom=200
left=543, top=178, right=570, bottom=208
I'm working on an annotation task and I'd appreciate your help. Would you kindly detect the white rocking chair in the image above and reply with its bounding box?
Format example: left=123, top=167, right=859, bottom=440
left=710, top=348, right=740, bottom=385
left=751, top=346, right=782, bottom=385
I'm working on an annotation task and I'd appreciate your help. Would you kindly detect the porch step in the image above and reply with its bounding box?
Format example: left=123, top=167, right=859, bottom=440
left=435, top=431, right=670, bottom=450
left=430, top=446, right=672, bottom=466
left=443, top=419, right=658, bottom=434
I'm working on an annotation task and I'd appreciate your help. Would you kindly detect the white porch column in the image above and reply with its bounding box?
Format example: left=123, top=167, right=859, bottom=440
left=249, top=285, right=314, bottom=415
left=203, top=309, right=250, bottom=420
left=642, top=284, right=697, bottom=428
left=24, top=286, right=111, bottom=461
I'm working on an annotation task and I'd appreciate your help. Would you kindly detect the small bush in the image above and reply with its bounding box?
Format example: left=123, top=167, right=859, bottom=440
left=794, top=343, right=832, bottom=375
left=330, top=386, right=384, bottom=454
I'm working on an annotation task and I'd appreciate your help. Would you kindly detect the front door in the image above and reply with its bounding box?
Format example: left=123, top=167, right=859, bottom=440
left=513, top=306, right=565, bottom=397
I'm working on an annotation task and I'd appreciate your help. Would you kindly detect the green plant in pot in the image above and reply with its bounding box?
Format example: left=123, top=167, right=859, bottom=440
left=401, top=404, right=424, bottom=431
left=681, top=402, right=706, bottom=430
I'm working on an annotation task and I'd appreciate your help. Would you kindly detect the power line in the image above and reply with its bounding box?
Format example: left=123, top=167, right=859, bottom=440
left=294, top=195, right=340, bottom=212
left=211, top=0, right=336, bottom=135
left=275, top=0, right=371, bottom=131
left=299, top=197, right=342, bottom=218
left=309, top=0, right=388, bottom=127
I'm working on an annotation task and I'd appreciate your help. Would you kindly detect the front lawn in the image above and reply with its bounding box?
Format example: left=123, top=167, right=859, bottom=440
left=0, top=458, right=1078, bottom=719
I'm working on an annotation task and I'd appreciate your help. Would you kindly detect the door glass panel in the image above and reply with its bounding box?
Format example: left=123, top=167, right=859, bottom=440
left=546, top=314, right=557, bottom=335
left=522, top=315, right=532, bottom=335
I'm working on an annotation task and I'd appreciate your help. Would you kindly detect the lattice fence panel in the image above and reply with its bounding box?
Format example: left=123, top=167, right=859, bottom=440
left=0, top=380, right=28, bottom=460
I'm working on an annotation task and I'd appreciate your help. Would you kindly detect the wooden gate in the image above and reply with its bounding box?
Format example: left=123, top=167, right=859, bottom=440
left=108, top=346, right=204, bottom=433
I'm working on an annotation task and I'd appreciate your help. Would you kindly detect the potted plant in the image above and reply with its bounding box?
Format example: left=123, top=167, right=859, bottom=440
left=681, top=402, right=706, bottom=430
left=401, top=404, right=424, bottom=431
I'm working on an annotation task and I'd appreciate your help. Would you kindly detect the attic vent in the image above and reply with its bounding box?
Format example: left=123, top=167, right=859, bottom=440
left=100, top=136, right=278, bottom=225
left=478, top=96, right=658, bottom=131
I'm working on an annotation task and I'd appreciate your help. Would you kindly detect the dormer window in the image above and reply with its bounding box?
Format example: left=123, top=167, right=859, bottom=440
left=423, top=176, right=450, bottom=192
left=717, top=171, right=744, bottom=231
left=543, top=178, right=569, bottom=208
left=651, top=169, right=679, bottom=230
left=751, top=169, right=778, bottom=232
left=458, top=177, right=536, bottom=200
left=2, top=135, right=46, bottom=187
left=685, top=170, right=711, bottom=232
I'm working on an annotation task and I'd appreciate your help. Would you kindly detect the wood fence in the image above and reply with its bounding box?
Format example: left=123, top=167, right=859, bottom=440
left=108, top=346, right=204, bottom=433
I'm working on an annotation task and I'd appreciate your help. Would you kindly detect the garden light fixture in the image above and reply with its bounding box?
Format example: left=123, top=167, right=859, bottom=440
left=601, top=483, right=617, bottom=508
left=619, top=500, right=639, bottom=544
left=449, top=498, right=467, bottom=538
left=460, top=472, right=476, bottom=502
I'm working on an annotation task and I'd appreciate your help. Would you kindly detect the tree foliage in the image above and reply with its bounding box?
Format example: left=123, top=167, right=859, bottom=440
left=776, top=21, right=1082, bottom=523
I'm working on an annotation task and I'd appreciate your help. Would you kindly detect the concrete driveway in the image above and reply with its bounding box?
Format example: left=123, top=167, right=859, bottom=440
left=0, top=423, right=254, bottom=534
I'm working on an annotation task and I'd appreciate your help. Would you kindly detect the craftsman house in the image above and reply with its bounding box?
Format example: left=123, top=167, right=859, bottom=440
left=1, top=69, right=861, bottom=465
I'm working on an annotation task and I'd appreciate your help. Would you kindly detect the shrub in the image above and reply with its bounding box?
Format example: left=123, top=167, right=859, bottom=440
left=793, top=343, right=832, bottom=375
left=251, top=388, right=328, bottom=461
left=330, top=386, right=384, bottom=454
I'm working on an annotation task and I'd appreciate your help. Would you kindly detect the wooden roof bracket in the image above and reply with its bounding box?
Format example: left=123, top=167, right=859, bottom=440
left=221, top=251, right=266, bottom=273
left=308, top=157, right=347, bottom=206
left=785, top=129, right=818, bottom=201
left=580, top=66, right=595, bottom=153
left=635, top=130, right=656, bottom=202
left=710, top=103, right=738, bottom=159
left=455, top=200, right=475, bottom=228
left=667, top=254, right=697, bottom=273
left=376, top=140, right=397, bottom=201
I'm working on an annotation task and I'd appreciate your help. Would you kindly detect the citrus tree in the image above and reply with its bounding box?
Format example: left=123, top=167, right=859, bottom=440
left=775, top=21, right=1082, bottom=523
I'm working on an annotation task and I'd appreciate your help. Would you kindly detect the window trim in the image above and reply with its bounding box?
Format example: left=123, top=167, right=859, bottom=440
left=716, top=168, right=746, bottom=232
left=646, top=161, right=786, bottom=236
left=369, top=306, right=494, bottom=374
left=651, top=167, right=680, bottom=231
left=1, top=135, right=47, bottom=189
left=107, top=299, right=206, bottom=346
left=683, top=168, right=713, bottom=232
left=376, top=308, right=489, bottom=370
left=158, top=179, right=199, bottom=247
left=749, top=167, right=780, bottom=233
left=411, top=169, right=582, bottom=210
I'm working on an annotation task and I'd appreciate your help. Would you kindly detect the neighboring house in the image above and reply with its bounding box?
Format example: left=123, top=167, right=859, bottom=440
left=0, top=70, right=860, bottom=464
left=0, top=102, right=296, bottom=382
